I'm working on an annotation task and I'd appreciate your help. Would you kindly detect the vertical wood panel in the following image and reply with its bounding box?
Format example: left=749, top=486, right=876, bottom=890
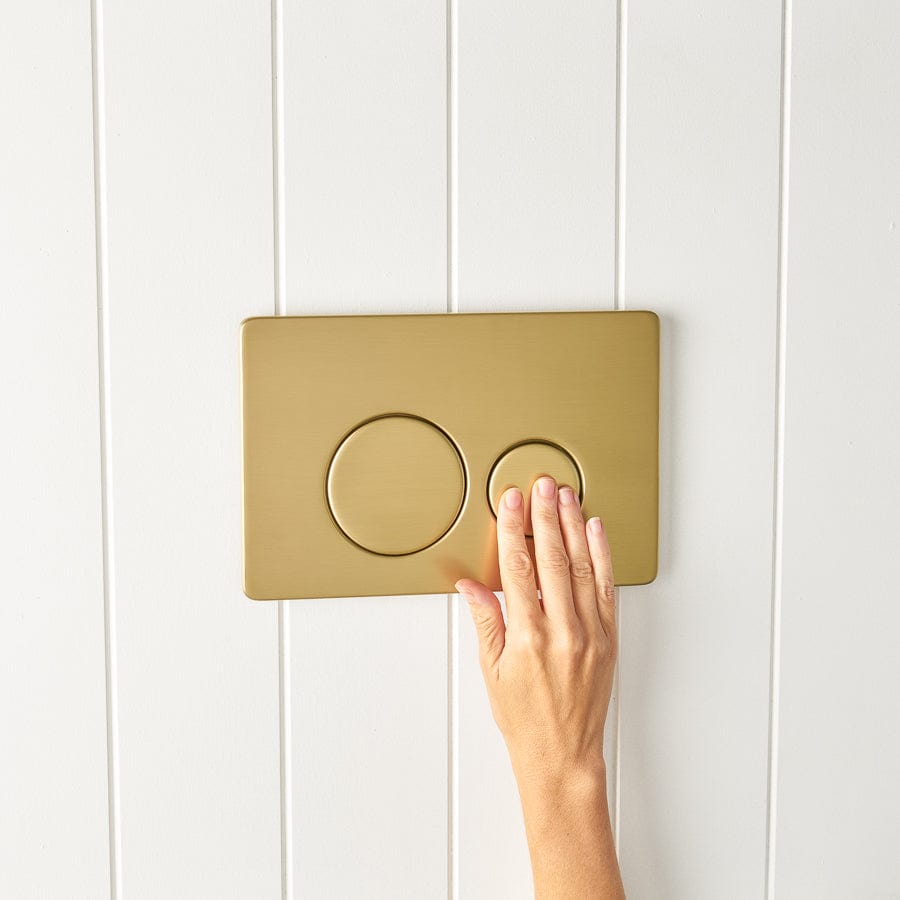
left=0, top=5, right=110, bottom=897
left=282, top=2, right=449, bottom=896
left=618, top=2, right=782, bottom=896
left=101, top=3, right=282, bottom=896
left=774, top=2, right=900, bottom=896
left=456, top=1, right=618, bottom=895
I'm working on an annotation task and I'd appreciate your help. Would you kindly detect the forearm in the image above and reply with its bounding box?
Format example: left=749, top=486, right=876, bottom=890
left=460, top=479, right=625, bottom=897
left=513, top=762, right=625, bottom=900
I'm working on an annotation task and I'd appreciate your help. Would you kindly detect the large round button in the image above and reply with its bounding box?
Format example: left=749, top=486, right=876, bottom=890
left=487, top=440, right=583, bottom=536
left=326, top=414, right=466, bottom=556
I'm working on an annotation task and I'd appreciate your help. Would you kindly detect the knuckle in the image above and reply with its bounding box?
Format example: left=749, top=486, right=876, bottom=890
left=504, top=549, right=534, bottom=578
left=552, top=627, right=585, bottom=657
left=514, top=626, right=546, bottom=654
left=599, top=580, right=616, bottom=605
left=476, top=610, right=501, bottom=641
left=569, top=557, right=594, bottom=582
left=537, top=548, right=570, bottom=573
left=499, top=514, right=523, bottom=535
left=583, top=625, right=610, bottom=656
left=531, top=501, right=558, bottom=524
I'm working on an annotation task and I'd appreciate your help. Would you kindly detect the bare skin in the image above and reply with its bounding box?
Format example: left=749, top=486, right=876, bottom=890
left=456, top=476, right=625, bottom=900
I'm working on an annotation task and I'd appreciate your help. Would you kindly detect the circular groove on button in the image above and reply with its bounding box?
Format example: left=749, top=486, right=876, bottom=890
left=326, top=414, right=466, bottom=556
left=487, top=440, right=583, bottom=537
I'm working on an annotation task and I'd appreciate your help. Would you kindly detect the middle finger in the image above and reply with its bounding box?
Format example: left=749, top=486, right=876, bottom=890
left=530, top=475, right=577, bottom=627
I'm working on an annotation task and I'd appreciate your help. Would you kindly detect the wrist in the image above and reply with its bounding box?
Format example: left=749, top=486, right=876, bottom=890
left=510, top=758, right=621, bottom=900
left=512, top=758, right=609, bottom=823
left=506, top=741, right=608, bottom=801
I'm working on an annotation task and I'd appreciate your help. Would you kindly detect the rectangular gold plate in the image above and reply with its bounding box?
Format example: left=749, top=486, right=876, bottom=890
left=241, top=309, right=659, bottom=599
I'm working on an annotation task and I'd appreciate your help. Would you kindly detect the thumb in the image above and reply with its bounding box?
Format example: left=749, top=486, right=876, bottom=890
left=456, top=579, right=506, bottom=672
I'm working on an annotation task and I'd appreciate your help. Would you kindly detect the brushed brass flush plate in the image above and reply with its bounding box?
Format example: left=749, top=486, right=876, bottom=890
left=241, top=310, right=659, bottom=600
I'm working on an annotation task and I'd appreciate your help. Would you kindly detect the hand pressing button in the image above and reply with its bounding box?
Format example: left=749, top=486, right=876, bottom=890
left=487, top=440, right=583, bottom=537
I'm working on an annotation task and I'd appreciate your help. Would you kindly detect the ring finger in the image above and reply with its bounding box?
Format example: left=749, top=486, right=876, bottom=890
left=557, top=484, right=602, bottom=633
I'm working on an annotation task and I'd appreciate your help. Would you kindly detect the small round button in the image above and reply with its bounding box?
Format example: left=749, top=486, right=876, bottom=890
left=326, top=414, right=466, bottom=556
left=487, top=440, right=583, bottom=536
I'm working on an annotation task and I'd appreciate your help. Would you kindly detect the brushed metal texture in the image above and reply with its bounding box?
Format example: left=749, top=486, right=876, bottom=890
left=326, top=413, right=466, bottom=556
left=241, top=309, right=659, bottom=599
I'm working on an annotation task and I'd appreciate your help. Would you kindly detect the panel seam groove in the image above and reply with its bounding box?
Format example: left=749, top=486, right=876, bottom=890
left=271, top=0, right=292, bottom=895
left=765, top=0, right=792, bottom=896
left=613, top=0, right=627, bottom=311
left=90, top=0, right=122, bottom=895
left=612, top=0, right=628, bottom=854
left=446, top=0, right=459, bottom=894
left=272, top=0, right=287, bottom=317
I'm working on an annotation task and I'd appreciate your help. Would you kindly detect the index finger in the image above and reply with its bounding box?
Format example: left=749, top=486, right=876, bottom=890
left=496, top=486, right=541, bottom=627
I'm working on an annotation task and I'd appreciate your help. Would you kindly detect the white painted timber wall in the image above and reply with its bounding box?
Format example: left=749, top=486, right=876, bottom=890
left=1, top=2, right=897, bottom=898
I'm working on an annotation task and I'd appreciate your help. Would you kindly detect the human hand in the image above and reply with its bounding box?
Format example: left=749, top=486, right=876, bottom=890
left=455, top=475, right=617, bottom=786
left=455, top=475, right=624, bottom=899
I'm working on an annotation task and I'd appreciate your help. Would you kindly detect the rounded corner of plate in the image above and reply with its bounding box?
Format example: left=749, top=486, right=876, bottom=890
left=242, top=572, right=270, bottom=601
left=634, top=557, right=659, bottom=586
left=239, top=315, right=258, bottom=330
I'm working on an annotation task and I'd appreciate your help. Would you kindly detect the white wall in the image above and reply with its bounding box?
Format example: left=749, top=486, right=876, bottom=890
left=2, top=2, right=897, bottom=898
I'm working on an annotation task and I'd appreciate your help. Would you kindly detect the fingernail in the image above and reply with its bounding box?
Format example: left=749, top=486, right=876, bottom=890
left=504, top=487, right=522, bottom=509
left=455, top=581, right=474, bottom=601
left=537, top=476, right=556, bottom=498
left=589, top=517, right=603, bottom=534
left=559, top=486, right=576, bottom=505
